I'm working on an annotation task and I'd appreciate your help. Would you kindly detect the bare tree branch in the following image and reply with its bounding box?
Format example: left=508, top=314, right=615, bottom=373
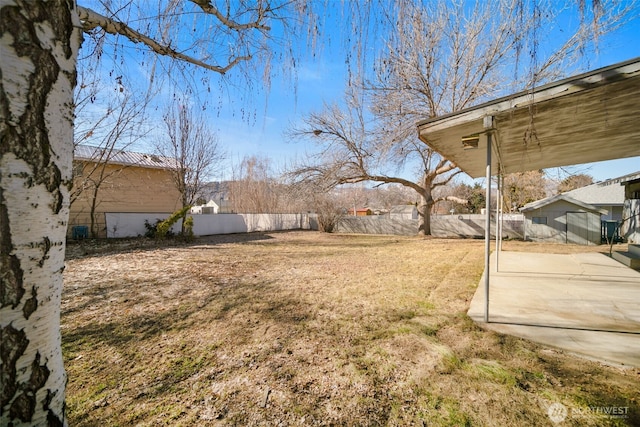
left=189, top=0, right=271, bottom=31
left=157, top=101, right=226, bottom=216
left=78, top=6, right=252, bottom=74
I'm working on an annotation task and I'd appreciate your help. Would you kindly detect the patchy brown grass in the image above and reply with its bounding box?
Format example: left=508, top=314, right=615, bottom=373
left=62, top=232, right=639, bottom=426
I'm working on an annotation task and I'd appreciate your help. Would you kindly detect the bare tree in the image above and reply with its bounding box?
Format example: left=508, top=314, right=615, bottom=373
left=229, top=155, right=309, bottom=213
left=289, top=0, right=632, bottom=235
left=369, top=184, right=417, bottom=211
left=337, top=184, right=371, bottom=216
left=288, top=89, right=465, bottom=235
left=159, top=102, right=226, bottom=215
left=557, top=173, right=595, bottom=194
left=0, top=2, right=320, bottom=424
left=503, top=170, right=550, bottom=211
left=229, top=156, right=273, bottom=213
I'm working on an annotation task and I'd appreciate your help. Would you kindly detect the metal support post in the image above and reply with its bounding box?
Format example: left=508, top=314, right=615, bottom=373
left=483, top=118, right=493, bottom=323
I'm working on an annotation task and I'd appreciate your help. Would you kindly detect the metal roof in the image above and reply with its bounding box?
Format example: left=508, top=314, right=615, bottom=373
left=74, top=145, right=178, bottom=170
left=417, top=57, right=640, bottom=178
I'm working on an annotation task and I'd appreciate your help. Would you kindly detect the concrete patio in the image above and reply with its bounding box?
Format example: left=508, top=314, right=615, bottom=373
left=468, top=251, right=640, bottom=367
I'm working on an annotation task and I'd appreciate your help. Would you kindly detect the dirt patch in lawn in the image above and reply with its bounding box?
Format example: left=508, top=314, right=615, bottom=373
left=63, top=232, right=639, bottom=426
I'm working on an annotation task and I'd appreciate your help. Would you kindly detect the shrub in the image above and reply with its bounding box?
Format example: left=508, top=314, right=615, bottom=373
left=183, top=216, right=194, bottom=241
left=314, top=198, right=342, bottom=233
left=144, top=207, right=191, bottom=239
left=144, top=218, right=173, bottom=238
left=156, top=206, right=192, bottom=238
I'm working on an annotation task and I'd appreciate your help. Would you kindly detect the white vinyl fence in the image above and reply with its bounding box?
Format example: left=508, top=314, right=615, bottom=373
left=104, top=212, right=315, bottom=238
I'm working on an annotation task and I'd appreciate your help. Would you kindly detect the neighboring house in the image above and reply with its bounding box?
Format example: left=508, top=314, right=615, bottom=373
left=347, top=208, right=372, bottom=216
left=563, top=176, right=627, bottom=221
left=190, top=199, right=234, bottom=214
left=69, top=145, right=181, bottom=238
left=191, top=199, right=219, bottom=214
left=389, top=205, right=418, bottom=220
left=520, top=194, right=606, bottom=245
left=195, top=181, right=235, bottom=213
left=620, top=172, right=640, bottom=243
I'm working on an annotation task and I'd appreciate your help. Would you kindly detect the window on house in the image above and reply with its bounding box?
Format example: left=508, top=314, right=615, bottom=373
left=532, top=216, right=547, bottom=225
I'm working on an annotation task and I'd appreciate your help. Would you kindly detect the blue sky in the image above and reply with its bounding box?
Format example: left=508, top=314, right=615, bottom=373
left=79, top=1, right=640, bottom=184
left=208, top=3, right=640, bottom=183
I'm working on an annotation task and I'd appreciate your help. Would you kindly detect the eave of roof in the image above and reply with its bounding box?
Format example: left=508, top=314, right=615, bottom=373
left=619, top=172, right=640, bottom=184
left=417, top=57, right=640, bottom=178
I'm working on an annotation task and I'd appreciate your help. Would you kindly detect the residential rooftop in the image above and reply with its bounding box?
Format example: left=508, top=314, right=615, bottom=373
left=74, top=144, right=177, bottom=170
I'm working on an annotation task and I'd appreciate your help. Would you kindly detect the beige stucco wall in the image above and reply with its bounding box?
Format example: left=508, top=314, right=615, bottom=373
left=69, top=161, right=181, bottom=238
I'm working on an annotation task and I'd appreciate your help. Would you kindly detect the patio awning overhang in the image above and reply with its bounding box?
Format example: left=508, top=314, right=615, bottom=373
left=417, top=57, right=640, bottom=178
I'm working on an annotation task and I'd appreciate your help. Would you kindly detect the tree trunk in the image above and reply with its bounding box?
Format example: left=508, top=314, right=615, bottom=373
left=417, top=195, right=433, bottom=236
left=89, top=182, right=100, bottom=238
left=1, top=2, right=81, bottom=425
left=417, top=175, right=434, bottom=236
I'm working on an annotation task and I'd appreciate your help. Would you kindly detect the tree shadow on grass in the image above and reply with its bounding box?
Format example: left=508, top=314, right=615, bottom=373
left=65, top=231, right=278, bottom=261
left=62, top=276, right=314, bottom=355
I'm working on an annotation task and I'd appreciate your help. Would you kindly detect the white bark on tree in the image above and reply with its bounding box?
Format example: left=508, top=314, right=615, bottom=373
left=0, top=2, right=81, bottom=425
left=2, top=2, right=309, bottom=421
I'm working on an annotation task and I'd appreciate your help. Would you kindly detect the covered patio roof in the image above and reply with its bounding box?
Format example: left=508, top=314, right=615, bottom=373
left=417, top=57, right=640, bottom=178
left=417, top=57, right=640, bottom=327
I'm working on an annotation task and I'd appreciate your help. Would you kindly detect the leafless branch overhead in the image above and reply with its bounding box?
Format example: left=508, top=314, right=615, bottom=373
left=78, top=6, right=252, bottom=74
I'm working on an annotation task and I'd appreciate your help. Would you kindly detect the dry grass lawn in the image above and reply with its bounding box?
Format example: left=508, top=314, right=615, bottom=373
left=62, top=231, right=639, bottom=426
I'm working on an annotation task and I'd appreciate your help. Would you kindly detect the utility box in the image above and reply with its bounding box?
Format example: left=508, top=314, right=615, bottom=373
left=72, top=225, right=89, bottom=240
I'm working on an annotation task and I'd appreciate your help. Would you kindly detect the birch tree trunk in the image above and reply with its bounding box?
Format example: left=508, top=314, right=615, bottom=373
left=1, top=1, right=80, bottom=425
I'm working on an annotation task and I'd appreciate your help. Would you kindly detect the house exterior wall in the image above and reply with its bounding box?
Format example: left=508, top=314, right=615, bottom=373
left=523, top=200, right=601, bottom=245
left=69, top=161, right=181, bottom=238
left=598, top=205, right=622, bottom=221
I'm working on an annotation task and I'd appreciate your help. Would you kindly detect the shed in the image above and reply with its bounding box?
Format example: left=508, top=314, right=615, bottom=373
left=520, top=195, right=606, bottom=245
